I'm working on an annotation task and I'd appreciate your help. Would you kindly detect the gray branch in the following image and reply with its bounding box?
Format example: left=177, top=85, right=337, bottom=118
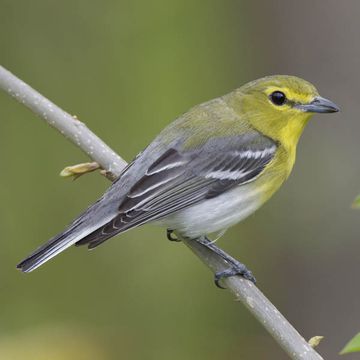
left=0, top=65, right=323, bottom=360
left=0, top=66, right=126, bottom=179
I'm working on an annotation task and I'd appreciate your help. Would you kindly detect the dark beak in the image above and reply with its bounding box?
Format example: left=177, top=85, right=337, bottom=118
left=295, top=96, right=340, bottom=113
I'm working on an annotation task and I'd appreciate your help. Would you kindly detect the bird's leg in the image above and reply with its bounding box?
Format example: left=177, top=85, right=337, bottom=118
left=167, top=229, right=181, bottom=242
left=196, top=236, right=256, bottom=288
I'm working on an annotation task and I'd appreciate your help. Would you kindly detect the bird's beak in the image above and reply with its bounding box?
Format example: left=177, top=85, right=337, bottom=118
left=295, top=96, right=340, bottom=113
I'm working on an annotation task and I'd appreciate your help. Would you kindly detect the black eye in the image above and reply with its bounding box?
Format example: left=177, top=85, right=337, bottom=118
left=269, top=91, right=287, bottom=106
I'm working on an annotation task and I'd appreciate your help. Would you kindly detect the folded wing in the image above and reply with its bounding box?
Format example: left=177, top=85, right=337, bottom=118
left=76, top=133, right=277, bottom=248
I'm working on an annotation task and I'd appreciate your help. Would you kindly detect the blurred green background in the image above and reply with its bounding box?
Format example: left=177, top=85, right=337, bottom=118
left=1, top=1, right=359, bottom=359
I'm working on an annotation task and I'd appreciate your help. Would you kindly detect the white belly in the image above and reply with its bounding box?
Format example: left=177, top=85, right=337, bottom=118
left=156, top=183, right=264, bottom=238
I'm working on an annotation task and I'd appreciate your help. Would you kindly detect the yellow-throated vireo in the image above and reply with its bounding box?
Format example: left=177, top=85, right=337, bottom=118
left=17, top=75, right=339, bottom=286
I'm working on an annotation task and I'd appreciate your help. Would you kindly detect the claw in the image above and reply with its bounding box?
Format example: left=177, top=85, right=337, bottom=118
left=192, top=235, right=257, bottom=288
left=214, top=266, right=256, bottom=289
left=214, top=274, right=227, bottom=289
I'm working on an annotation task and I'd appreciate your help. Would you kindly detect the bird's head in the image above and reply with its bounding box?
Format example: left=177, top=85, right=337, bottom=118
left=228, top=75, right=339, bottom=148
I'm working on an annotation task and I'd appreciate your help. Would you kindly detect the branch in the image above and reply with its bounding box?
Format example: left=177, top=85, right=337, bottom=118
left=0, top=66, right=126, bottom=180
left=0, top=65, right=323, bottom=360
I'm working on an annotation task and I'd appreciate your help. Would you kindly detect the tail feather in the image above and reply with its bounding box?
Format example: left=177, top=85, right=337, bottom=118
left=17, top=213, right=115, bottom=273
left=75, top=214, right=138, bottom=249
left=17, top=162, right=135, bottom=273
left=75, top=227, right=120, bottom=249
left=17, top=225, right=94, bottom=273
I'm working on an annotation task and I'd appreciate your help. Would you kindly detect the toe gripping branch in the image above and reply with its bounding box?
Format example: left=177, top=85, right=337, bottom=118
left=196, top=236, right=256, bottom=289
left=166, top=230, right=256, bottom=288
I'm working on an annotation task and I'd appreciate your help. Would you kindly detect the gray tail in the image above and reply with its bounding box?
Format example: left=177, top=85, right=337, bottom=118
left=17, top=212, right=115, bottom=273
left=17, top=224, right=82, bottom=272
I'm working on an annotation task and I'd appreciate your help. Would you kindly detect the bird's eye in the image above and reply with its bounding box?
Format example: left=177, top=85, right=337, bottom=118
left=269, top=91, right=287, bottom=106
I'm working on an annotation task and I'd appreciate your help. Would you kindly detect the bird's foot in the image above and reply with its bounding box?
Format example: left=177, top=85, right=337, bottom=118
left=195, top=236, right=256, bottom=289
left=167, top=229, right=181, bottom=242
left=214, top=264, right=256, bottom=289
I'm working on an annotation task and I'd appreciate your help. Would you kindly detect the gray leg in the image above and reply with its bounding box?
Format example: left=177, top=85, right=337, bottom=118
left=196, top=236, right=256, bottom=288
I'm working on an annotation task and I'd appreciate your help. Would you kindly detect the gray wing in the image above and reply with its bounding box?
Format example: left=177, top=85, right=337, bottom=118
left=76, top=133, right=277, bottom=248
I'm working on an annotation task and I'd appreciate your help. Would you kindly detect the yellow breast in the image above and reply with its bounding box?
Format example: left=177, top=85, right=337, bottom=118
left=256, top=144, right=296, bottom=204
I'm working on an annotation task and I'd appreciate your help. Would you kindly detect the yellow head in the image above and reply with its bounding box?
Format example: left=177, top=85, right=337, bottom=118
left=228, top=75, right=339, bottom=149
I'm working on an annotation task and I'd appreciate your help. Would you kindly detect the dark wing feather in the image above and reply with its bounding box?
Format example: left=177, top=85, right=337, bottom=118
left=76, top=134, right=277, bottom=248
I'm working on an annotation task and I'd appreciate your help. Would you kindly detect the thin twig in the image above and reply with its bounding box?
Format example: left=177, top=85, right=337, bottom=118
left=0, top=66, right=126, bottom=180
left=0, top=65, right=323, bottom=360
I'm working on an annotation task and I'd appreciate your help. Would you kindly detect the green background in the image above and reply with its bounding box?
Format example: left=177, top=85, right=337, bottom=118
left=1, top=1, right=359, bottom=359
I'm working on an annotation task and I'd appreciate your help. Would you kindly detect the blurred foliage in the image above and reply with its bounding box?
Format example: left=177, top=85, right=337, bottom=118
left=1, top=1, right=360, bottom=359
left=351, top=195, right=360, bottom=209
left=340, top=333, right=360, bottom=355
left=0, top=325, right=109, bottom=360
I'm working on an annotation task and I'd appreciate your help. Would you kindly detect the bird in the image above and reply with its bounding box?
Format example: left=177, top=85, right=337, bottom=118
left=17, top=75, right=339, bottom=286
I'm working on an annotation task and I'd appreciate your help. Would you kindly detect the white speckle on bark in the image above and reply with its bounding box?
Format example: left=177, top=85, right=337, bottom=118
left=246, top=296, right=255, bottom=309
